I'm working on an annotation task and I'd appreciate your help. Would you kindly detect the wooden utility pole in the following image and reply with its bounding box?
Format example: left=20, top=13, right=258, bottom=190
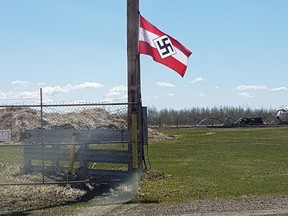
left=127, top=0, right=140, bottom=115
left=127, top=0, right=143, bottom=173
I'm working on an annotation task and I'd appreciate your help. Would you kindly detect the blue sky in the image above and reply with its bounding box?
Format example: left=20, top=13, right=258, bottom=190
left=0, top=0, right=287, bottom=110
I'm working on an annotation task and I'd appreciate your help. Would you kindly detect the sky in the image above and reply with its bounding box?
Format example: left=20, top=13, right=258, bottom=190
left=0, top=0, right=288, bottom=110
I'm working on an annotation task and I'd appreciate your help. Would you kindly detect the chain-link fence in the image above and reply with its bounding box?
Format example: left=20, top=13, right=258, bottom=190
left=0, top=103, right=139, bottom=186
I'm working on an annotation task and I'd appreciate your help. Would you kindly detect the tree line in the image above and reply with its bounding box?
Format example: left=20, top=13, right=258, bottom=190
left=146, top=106, right=277, bottom=126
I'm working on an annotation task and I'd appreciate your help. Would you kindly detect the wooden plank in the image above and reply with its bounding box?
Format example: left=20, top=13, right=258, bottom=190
left=22, top=129, right=131, bottom=144
left=76, top=149, right=132, bottom=164
left=24, top=148, right=131, bottom=164
left=27, top=166, right=132, bottom=183
left=22, top=129, right=73, bottom=143
left=24, top=151, right=69, bottom=161
left=24, top=146, right=70, bottom=158
left=77, top=130, right=131, bottom=143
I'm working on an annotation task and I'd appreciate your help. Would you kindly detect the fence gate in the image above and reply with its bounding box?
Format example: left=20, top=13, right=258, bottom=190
left=0, top=103, right=144, bottom=186
left=22, top=128, right=133, bottom=184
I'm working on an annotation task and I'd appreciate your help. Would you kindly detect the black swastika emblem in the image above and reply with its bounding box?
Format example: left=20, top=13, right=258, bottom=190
left=153, top=35, right=176, bottom=59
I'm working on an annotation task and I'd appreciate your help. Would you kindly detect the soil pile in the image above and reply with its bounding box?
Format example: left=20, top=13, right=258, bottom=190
left=0, top=107, right=167, bottom=142
left=0, top=107, right=127, bottom=141
left=147, top=128, right=171, bottom=141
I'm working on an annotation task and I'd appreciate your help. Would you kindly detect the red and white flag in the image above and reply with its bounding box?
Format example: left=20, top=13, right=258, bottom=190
left=139, top=15, right=192, bottom=77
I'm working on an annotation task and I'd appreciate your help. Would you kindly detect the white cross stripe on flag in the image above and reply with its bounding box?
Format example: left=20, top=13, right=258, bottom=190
left=138, top=15, right=192, bottom=77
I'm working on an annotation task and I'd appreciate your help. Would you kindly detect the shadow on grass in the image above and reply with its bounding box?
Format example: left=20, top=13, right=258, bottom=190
left=125, top=197, right=160, bottom=204
left=0, top=183, right=119, bottom=216
left=1, top=169, right=165, bottom=215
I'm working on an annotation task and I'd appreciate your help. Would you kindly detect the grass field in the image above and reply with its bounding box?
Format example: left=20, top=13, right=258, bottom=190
left=141, top=127, right=288, bottom=203
left=2, top=126, right=288, bottom=214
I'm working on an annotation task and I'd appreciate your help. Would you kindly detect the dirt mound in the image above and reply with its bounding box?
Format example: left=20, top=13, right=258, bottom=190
left=0, top=107, right=170, bottom=142
left=43, top=108, right=127, bottom=130
left=0, top=107, right=127, bottom=141
left=0, top=107, right=40, bottom=141
left=143, top=169, right=170, bottom=180
left=147, top=128, right=171, bottom=141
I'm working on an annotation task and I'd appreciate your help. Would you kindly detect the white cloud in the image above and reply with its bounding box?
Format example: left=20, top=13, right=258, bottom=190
left=42, top=86, right=69, bottom=96
left=41, top=82, right=104, bottom=96
left=102, top=85, right=128, bottom=102
left=108, top=91, right=121, bottom=96
left=109, top=85, right=127, bottom=92
left=235, top=85, right=268, bottom=91
left=107, top=85, right=127, bottom=99
left=101, top=97, right=114, bottom=103
left=70, top=99, right=87, bottom=104
left=2, top=82, right=106, bottom=101
left=0, top=91, right=10, bottom=99
left=19, top=91, right=38, bottom=99
left=0, top=90, right=39, bottom=100
left=167, top=93, right=176, bottom=96
left=270, top=87, right=287, bottom=91
left=239, top=92, right=254, bottom=98
left=11, top=80, right=32, bottom=86
left=68, top=82, right=104, bottom=90
left=191, top=77, right=204, bottom=83
left=155, top=82, right=175, bottom=87
left=103, top=95, right=127, bottom=103
left=0, top=81, right=106, bottom=103
left=197, top=93, right=205, bottom=97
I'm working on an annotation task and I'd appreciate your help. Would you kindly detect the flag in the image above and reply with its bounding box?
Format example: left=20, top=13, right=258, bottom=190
left=138, top=15, right=192, bottom=77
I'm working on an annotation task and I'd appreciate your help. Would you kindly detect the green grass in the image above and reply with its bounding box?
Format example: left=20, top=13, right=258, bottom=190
left=141, top=127, right=288, bottom=203
left=0, top=145, right=23, bottom=165
left=2, top=127, right=288, bottom=207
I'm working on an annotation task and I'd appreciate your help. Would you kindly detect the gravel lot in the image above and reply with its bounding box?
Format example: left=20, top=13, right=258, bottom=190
left=45, top=196, right=288, bottom=216
left=113, top=197, right=288, bottom=216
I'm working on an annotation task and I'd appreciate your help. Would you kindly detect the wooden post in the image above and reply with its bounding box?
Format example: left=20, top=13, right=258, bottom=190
left=127, top=0, right=141, bottom=159
left=127, top=0, right=142, bottom=191
left=127, top=0, right=140, bottom=123
left=68, top=132, right=78, bottom=174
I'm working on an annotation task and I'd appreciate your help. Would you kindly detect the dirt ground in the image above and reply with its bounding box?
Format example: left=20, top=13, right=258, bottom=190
left=108, top=197, right=288, bottom=216
left=27, top=196, right=288, bottom=216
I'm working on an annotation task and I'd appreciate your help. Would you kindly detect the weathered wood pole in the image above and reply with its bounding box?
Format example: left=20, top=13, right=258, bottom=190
left=127, top=0, right=143, bottom=187
left=127, top=0, right=140, bottom=122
